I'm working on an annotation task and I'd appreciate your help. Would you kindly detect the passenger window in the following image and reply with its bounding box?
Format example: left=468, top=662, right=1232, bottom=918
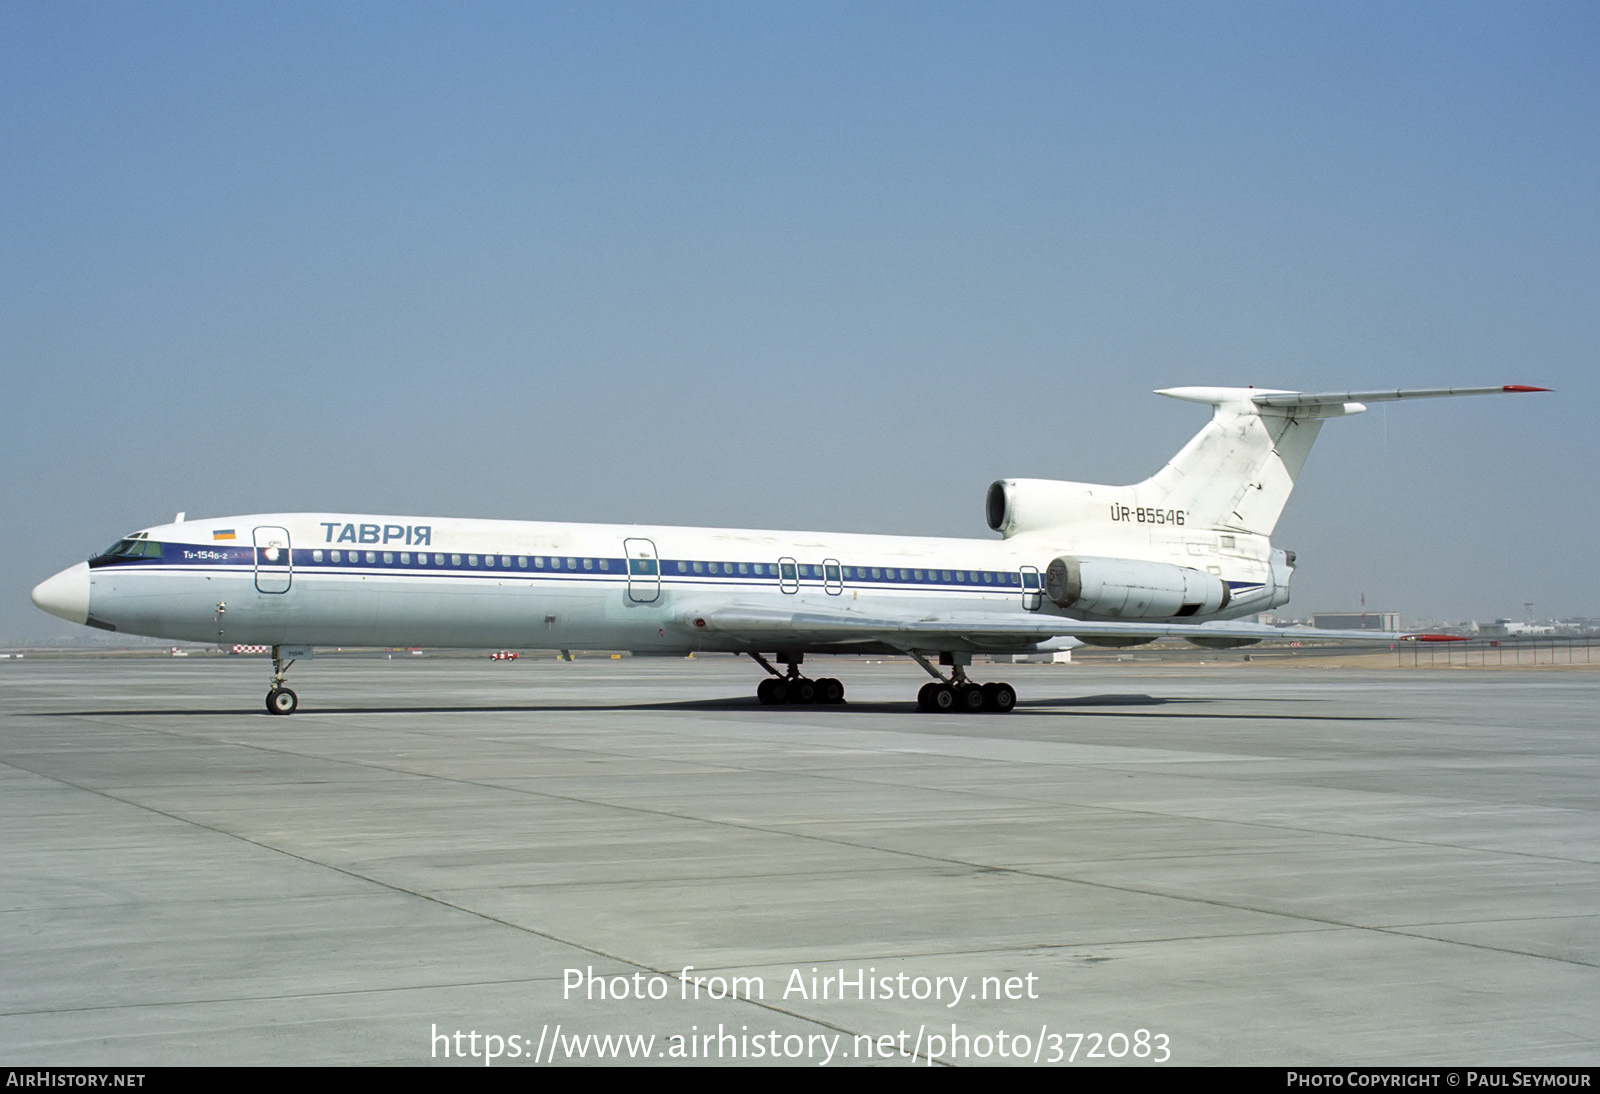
left=383, top=552, right=394, bottom=564
left=365, top=552, right=376, bottom=564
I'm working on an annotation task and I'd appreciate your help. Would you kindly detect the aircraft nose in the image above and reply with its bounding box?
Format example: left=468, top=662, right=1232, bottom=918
left=31, top=562, right=90, bottom=625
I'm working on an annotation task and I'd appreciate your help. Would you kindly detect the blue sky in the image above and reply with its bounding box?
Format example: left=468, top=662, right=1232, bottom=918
left=4, top=1, right=1596, bottom=641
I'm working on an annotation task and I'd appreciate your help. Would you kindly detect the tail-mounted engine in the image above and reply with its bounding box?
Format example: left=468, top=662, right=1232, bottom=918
left=987, top=479, right=1109, bottom=539
left=1043, top=555, right=1231, bottom=619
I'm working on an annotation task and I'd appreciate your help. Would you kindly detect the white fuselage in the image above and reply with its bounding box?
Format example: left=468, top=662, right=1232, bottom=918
left=56, top=512, right=1284, bottom=654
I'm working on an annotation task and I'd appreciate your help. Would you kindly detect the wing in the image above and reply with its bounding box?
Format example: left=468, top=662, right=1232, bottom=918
left=681, top=603, right=1457, bottom=653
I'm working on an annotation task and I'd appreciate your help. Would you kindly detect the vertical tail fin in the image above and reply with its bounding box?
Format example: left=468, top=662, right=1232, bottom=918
left=1143, top=388, right=1349, bottom=536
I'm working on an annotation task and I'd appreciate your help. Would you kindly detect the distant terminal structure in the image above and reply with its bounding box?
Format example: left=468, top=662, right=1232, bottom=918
left=1477, top=619, right=1556, bottom=638
left=1313, top=612, right=1400, bottom=632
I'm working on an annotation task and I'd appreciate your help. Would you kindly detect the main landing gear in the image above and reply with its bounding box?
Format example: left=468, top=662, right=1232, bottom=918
left=265, top=645, right=299, bottom=715
left=746, top=652, right=1016, bottom=713
left=749, top=653, right=845, bottom=706
left=911, top=652, right=1016, bottom=714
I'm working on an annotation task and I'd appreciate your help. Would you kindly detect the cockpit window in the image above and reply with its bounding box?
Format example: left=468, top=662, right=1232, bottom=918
left=94, top=536, right=163, bottom=560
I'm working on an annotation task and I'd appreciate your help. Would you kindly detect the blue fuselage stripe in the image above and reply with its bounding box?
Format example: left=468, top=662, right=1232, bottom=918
left=90, top=543, right=1268, bottom=598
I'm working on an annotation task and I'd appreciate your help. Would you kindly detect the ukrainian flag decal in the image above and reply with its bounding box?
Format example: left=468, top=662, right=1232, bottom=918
left=212, top=529, right=236, bottom=541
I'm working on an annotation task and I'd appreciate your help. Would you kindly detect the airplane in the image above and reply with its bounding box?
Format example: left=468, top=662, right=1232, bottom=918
left=31, top=384, right=1545, bottom=716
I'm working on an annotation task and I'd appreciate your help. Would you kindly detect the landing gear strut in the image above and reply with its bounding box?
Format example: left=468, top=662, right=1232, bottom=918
left=265, top=645, right=299, bottom=715
left=750, top=652, right=845, bottom=706
left=911, top=652, right=1015, bottom=714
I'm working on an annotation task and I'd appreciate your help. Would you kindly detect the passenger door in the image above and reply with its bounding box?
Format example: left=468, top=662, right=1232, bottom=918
left=1019, top=565, right=1042, bottom=611
left=253, top=526, right=292, bottom=594
left=623, top=538, right=660, bottom=603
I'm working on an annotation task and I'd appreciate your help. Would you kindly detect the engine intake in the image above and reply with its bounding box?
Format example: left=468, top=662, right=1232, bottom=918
left=986, top=478, right=1110, bottom=538
left=1043, top=556, right=1231, bottom=619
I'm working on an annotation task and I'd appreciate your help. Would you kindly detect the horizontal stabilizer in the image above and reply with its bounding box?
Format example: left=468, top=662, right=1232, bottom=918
left=1156, top=384, right=1548, bottom=409
left=1250, top=385, right=1550, bottom=408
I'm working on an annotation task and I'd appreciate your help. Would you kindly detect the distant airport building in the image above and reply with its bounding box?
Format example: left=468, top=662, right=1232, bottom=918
left=1477, top=619, right=1555, bottom=637
left=1313, top=612, right=1399, bottom=631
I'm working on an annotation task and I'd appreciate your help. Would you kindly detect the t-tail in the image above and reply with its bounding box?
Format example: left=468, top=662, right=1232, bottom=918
left=988, top=385, right=1548, bottom=542
left=985, top=384, right=1548, bottom=622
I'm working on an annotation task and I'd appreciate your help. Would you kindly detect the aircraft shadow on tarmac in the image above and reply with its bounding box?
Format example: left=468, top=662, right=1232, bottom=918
left=39, top=693, right=1388, bottom=721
